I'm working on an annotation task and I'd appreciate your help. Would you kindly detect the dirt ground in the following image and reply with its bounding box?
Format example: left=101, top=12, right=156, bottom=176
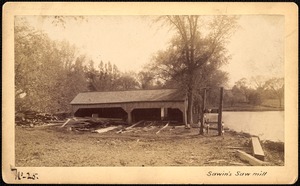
left=15, top=125, right=284, bottom=167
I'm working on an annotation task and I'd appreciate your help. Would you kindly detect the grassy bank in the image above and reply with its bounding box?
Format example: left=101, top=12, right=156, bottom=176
left=15, top=125, right=284, bottom=167
left=223, top=103, right=284, bottom=111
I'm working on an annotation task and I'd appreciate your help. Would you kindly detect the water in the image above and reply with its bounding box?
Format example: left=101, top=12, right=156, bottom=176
left=222, top=111, right=284, bottom=142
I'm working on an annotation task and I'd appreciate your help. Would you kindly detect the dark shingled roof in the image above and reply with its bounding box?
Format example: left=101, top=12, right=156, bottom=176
left=71, top=89, right=186, bottom=105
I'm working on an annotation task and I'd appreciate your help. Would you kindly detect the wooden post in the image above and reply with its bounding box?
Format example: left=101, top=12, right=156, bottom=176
left=128, top=110, right=132, bottom=124
left=218, top=87, right=224, bottom=136
left=123, top=108, right=133, bottom=124
left=200, top=88, right=206, bottom=135
left=161, top=107, right=165, bottom=120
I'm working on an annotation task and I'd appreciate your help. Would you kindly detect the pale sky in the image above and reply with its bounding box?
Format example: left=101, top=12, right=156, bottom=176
left=21, top=15, right=284, bottom=87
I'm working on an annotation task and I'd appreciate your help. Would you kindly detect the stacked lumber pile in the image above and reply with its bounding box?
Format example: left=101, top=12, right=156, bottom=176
left=116, top=120, right=145, bottom=134
left=116, top=121, right=171, bottom=134
left=61, top=117, right=126, bottom=132
left=60, top=119, right=175, bottom=135
left=15, top=111, right=59, bottom=126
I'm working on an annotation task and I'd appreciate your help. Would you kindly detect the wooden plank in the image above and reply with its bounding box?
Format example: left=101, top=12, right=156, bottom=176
left=126, top=120, right=144, bottom=129
left=95, top=126, right=119, bottom=133
left=116, top=120, right=144, bottom=134
left=236, top=150, right=268, bottom=166
left=36, top=123, right=64, bottom=127
left=206, top=122, right=218, bottom=124
left=251, top=136, right=265, bottom=161
left=156, top=122, right=169, bottom=134
left=60, top=118, right=72, bottom=128
left=121, top=128, right=136, bottom=133
left=205, top=114, right=219, bottom=122
left=116, top=129, right=124, bottom=134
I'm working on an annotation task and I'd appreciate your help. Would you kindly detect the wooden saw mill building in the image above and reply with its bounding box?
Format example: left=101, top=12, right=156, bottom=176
left=70, top=89, right=188, bottom=124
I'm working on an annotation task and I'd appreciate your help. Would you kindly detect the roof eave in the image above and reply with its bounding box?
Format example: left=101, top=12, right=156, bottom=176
left=70, top=100, right=186, bottom=105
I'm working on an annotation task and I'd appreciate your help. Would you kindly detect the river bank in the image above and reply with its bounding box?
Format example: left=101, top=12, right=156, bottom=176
left=15, top=124, right=284, bottom=167
left=223, top=104, right=284, bottom=112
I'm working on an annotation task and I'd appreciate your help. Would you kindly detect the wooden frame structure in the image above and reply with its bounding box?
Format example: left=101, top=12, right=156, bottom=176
left=199, top=87, right=224, bottom=136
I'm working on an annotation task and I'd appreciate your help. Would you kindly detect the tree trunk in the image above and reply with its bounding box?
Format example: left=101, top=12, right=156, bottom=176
left=279, top=97, right=282, bottom=108
left=187, top=87, right=194, bottom=125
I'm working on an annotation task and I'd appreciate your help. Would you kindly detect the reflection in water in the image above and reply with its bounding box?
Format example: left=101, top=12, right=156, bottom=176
left=222, top=111, right=284, bottom=142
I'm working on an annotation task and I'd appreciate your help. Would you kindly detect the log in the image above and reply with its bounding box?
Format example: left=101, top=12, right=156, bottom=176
left=236, top=150, right=268, bottom=166
left=251, top=136, right=265, bottom=161
left=95, top=126, right=119, bottom=133
left=61, top=117, right=112, bottom=128
left=156, top=122, right=169, bottom=134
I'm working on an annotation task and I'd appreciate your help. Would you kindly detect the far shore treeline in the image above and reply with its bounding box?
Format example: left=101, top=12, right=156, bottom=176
left=15, top=16, right=284, bottom=120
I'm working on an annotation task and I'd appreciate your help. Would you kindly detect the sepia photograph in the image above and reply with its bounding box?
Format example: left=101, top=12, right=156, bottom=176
left=2, top=2, right=298, bottom=184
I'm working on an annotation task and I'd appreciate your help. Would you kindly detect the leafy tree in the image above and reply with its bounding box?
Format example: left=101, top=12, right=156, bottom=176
left=231, top=85, right=247, bottom=103
left=234, top=78, right=252, bottom=102
left=57, top=55, right=89, bottom=112
left=15, top=21, right=55, bottom=112
left=152, top=15, right=238, bottom=124
left=230, top=76, right=285, bottom=107
left=85, top=61, right=141, bottom=91
left=85, top=60, right=122, bottom=91
left=15, top=19, right=88, bottom=113
left=137, top=70, right=155, bottom=89
left=116, top=71, right=139, bottom=90
left=264, top=77, right=284, bottom=107
left=223, top=89, right=235, bottom=107
left=248, top=90, right=262, bottom=105
left=85, top=60, right=99, bottom=91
